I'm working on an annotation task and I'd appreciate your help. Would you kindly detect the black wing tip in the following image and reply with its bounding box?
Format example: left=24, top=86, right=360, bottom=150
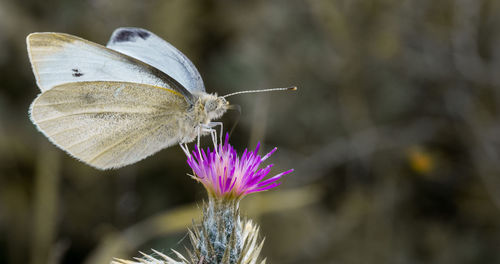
left=112, top=28, right=151, bottom=43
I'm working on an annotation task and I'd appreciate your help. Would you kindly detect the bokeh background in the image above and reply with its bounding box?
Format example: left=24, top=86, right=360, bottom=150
left=2, top=0, right=500, bottom=263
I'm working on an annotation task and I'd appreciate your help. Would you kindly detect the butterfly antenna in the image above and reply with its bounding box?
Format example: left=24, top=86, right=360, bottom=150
left=222, top=86, right=297, bottom=98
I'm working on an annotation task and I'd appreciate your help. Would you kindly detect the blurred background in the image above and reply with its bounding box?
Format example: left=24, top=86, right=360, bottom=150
left=1, top=0, right=500, bottom=263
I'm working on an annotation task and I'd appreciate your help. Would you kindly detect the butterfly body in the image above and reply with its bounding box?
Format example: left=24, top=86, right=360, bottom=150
left=27, top=28, right=228, bottom=169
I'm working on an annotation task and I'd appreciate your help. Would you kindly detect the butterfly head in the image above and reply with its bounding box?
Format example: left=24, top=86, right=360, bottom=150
left=204, top=94, right=229, bottom=120
left=195, top=93, right=229, bottom=121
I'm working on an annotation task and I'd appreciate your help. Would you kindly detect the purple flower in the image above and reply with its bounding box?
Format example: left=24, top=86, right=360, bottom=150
left=186, top=135, right=293, bottom=199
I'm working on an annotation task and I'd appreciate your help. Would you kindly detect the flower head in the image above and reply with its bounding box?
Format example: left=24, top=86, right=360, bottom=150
left=186, top=134, right=293, bottom=200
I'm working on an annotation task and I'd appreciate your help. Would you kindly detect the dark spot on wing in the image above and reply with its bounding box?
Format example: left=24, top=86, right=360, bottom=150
left=113, top=29, right=150, bottom=43
left=72, top=68, right=84, bottom=77
left=114, top=30, right=135, bottom=42
left=136, top=30, right=150, bottom=40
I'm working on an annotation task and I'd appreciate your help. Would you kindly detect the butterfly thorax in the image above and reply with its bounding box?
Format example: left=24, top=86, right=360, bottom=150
left=180, top=93, right=228, bottom=143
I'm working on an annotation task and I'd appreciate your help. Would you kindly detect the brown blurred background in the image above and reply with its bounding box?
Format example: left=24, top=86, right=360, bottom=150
left=2, top=0, right=500, bottom=263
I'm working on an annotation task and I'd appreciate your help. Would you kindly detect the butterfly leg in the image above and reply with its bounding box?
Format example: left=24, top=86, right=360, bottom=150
left=198, top=126, right=217, bottom=158
left=195, top=122, right=223, bottom=156
left=201, top=122, right=223, bottom=147
left=209, top=128, right=217, bottom=150
left=179, top=142, right=190, bottom=157
left=200, top=124, right=218, bottom=151
left=208, top=121, right=224, bottom=146
left=196, top=125, right=203, bottom=158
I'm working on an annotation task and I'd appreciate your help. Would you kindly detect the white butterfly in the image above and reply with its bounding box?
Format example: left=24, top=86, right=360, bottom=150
left=27, top=27, right=229, bottom=169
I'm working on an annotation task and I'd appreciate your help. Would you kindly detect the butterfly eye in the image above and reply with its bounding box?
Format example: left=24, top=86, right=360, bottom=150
left=205, top=100, right=217, bottom=112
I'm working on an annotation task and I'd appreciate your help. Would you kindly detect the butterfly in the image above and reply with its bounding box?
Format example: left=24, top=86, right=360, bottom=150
left=27, top=27, right=296, bottom=170
left=27, top=27, right=232, bottom=170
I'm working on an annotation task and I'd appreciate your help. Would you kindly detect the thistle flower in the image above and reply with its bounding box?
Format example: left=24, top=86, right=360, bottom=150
left=112, top=136, right=292, bottom=264
left=186, top=134, right=293, bottom=200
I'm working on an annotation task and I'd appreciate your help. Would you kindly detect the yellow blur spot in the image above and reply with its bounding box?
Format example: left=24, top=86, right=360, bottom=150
left=408, top=147, right=434, bottom=174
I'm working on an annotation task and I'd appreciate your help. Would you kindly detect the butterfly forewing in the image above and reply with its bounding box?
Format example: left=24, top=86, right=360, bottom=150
left=106, top=27, right=206, bottom=93
left=26, top=32, right=194, bottom=104
left=30, top=81, right=189, bottom=169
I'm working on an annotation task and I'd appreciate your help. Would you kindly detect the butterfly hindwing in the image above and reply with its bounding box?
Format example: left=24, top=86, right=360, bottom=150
left=30, top=81, right=189, bottom=169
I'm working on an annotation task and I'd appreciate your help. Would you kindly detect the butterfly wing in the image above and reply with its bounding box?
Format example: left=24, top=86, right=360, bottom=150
left=106, top=27, right=206, bottom=94
left=26, top=32, right=195, bottom=103
left=30, top=81, right=190, bottom=169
